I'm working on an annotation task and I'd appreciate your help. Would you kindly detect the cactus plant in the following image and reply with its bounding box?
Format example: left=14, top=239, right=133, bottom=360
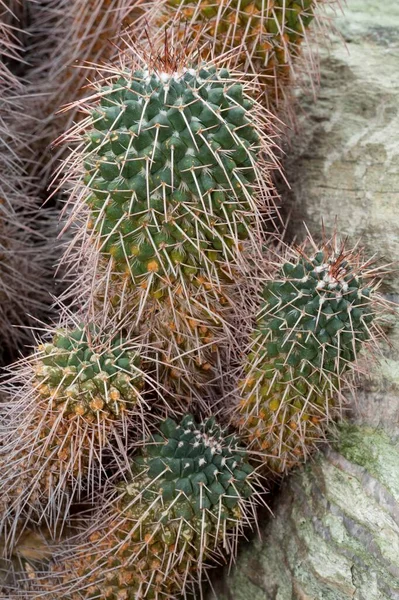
left=145, top=0, right=337, bottom=112
left=59, top=39, right=278, bottom=400
left=36, top=414, right=259, bottom=599
left=0, top=4, right=57, bottom=361
left=0, top=322, right=153, bottom=554
left=74, top=59, right=272, bottom=292
left=236, top=234, right=382, bottom=474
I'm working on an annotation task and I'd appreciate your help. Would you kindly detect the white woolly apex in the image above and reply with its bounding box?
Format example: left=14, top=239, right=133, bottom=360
left=148, top=67, right=197, bottom=84
left=314, top=261, right=350, bottom=293
left=197, top=430, right=224, bottom=454
left=314, top=264, right=328, bottom=274
left=199, top=458, right=207, bottom=467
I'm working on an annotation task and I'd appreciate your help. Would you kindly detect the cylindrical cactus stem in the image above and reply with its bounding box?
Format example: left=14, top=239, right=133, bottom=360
left=59, top=38, right=280, bottom=400
left=64, top=44, right=277, bottom=297
left=144, top=0, right=338, bottom=112
left=36, top=414, right=261, bottom=599
left=236, top=232, right=384, bottom=475
left=0, top=321, right=159, bottom=554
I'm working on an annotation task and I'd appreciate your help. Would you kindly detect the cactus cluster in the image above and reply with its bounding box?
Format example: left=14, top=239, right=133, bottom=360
left=0, top=3, right=387, bottom=600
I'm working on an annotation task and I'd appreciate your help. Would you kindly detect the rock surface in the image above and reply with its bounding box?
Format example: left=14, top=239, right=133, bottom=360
left=284, top=0, right=399, bottom=295
left=207, top=1, right=399, bottom=598
left=210, top=425, right=399, bottom=600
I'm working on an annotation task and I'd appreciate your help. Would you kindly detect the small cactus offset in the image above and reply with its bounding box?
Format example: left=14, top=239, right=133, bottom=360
left=37, top=414, right=259, bottom=599
left=145, top=0, right=337, bottom=111
left=237, top=234, right=383, bottom=474
left=0, top=322, right=155, bottom=553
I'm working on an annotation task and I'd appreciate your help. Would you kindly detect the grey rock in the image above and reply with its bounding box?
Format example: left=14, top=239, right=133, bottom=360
left=284, top=0, right=399, bottom=295
left=210, top=426, right=399, bottom=600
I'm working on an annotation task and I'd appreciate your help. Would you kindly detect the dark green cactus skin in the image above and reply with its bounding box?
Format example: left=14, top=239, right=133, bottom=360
left=35, top=325, right=143, bottom=420
left=257, top=250, right=374, bottom=374
left=238, top=247, right=376, bottom=473
left=83, top=66, right=260, bottom=292
left=128, top=414, right=254, bottom=517
left=43, top=415, right=256, bottom=599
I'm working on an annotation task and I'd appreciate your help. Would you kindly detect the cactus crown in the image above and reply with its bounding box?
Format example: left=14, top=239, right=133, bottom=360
left=38, top=414, right=257, bottom=600
left=82, top=59, right=263, bottom=292
left=34, top=325, right=143, bottom=420
left=256, top=243, right=375, bottom=377
left=126, top=414, right=254, bottom=517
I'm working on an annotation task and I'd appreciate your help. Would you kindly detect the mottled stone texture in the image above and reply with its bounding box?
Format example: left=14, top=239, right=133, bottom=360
left=211, top=426, right=399, bottom=600
left=207, top=1, right=399, bottom=598
left=285, top=0, right=399, bottom=295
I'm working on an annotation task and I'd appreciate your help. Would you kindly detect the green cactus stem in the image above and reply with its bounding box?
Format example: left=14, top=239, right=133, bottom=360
left=0, top=323, right=150, bottom=554
left=38, top=414, right=259, bottom=599
left=237, top=234, right=382, bottom=474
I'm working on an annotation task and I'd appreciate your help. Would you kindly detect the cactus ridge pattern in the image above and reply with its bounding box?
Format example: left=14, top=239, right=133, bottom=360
left=0, top=323, right=157, bottom=554
left=145, top=0, right=336, bottom=110
left=36, top=414, right=259, bottom=599
left=237, top=234, right=382, bottom=474
left=71, top=59, right=275, bottom=295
